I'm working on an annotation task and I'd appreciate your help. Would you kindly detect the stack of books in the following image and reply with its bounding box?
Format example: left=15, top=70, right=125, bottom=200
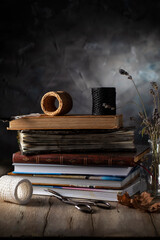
left=7, top=114, right=149, bottom=201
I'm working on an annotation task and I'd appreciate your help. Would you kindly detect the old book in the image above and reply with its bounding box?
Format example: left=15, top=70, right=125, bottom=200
left=8, top=166, right=140, bottom=190
left=12, top=145, right=150, bottom=167
left=7, top=114, right=123, bottom=130
left=17, top=127, right=135, bottom=155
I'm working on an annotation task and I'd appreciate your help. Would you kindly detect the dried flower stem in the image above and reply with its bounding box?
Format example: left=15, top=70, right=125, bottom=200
left=131, top=78, right=148, bottom=119
left=157, top=90, right=160, bottom=113
left=119, top=69, right=148, bottom=119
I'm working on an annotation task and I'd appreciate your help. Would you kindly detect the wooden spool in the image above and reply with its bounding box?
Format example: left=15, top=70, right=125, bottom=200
left=40, top=91, right=73, bottom=116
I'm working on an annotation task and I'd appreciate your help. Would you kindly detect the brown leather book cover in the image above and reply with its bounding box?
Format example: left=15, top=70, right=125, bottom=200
left=12, top=145, right=149, bottom=167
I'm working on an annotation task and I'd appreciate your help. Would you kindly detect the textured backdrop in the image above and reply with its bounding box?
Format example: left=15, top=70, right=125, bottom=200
left=0, top=0, right=160, bottom=159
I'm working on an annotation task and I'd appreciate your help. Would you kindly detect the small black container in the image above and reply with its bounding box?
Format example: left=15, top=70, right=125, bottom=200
left=92, top=87, right=116, bottom=115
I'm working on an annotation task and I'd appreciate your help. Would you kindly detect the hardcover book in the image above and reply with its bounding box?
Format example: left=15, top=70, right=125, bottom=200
left=8, top=166, right=140, bottom=190
left=17, top=127, right=136, bottom=154
left=7, top=114, right=123, bottom=130
left=12, top=145, right=150, bottom=167
left=12, top=163, right=133, bottom=176
left=32, top=178, right=143, bottom=201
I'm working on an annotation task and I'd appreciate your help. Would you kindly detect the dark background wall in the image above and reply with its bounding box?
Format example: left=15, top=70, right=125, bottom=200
left=0, top=0, right=160, bottom=160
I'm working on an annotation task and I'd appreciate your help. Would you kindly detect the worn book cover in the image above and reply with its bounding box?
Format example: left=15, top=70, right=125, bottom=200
left=18, top=127, right=136, bottom=155
left=7, top=114, right=123, bottom=130
left=12, top=145, right=149, bottom=167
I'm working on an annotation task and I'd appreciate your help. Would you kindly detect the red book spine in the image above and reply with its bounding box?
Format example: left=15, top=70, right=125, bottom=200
left=12, top=152, right=135, bottom=167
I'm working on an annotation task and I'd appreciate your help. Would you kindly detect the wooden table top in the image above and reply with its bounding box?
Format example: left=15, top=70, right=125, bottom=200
left=0, top=194, right=159, bottom=237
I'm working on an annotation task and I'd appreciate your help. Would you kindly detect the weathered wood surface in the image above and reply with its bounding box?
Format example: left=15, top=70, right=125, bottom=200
left=0, top=195, right=159, bottom=237
left=0, top=164, right=159, bottom=237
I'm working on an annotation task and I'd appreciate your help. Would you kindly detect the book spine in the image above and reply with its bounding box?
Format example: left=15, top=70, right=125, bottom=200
left=12, top=152, right=135, bottom=167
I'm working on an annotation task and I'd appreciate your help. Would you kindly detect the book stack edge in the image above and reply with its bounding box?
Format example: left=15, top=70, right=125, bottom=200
left=6, top=114, right=149, bottom=201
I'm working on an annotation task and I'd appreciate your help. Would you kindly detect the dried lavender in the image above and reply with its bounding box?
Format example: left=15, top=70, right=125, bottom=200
left=120, top=71, right=160, bottom=196
left=151, top=82, right=158, bottom=91
left=119, top=68, right=147, bottom=119
left=119, top=69, right=132, bottom=80
left=119, top=68, right=160, bottom=144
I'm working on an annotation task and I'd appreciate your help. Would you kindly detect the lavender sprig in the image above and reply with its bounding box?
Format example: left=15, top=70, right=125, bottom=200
left=119, top=69, right=148, bottom=119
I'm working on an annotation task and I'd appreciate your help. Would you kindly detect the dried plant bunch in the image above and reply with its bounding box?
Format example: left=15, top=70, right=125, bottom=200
left=119, top=69, right=160, bottom=198
left=119, top=68, right=160, bottom=144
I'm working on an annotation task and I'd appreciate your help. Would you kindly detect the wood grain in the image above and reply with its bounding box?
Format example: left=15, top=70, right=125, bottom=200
left=0, top=196, right=50, bottom=237
left=0, top=195, right=159, bottom=237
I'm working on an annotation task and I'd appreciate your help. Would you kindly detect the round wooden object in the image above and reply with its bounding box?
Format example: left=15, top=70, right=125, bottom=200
left=40, top=91, right=73, bottom=116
